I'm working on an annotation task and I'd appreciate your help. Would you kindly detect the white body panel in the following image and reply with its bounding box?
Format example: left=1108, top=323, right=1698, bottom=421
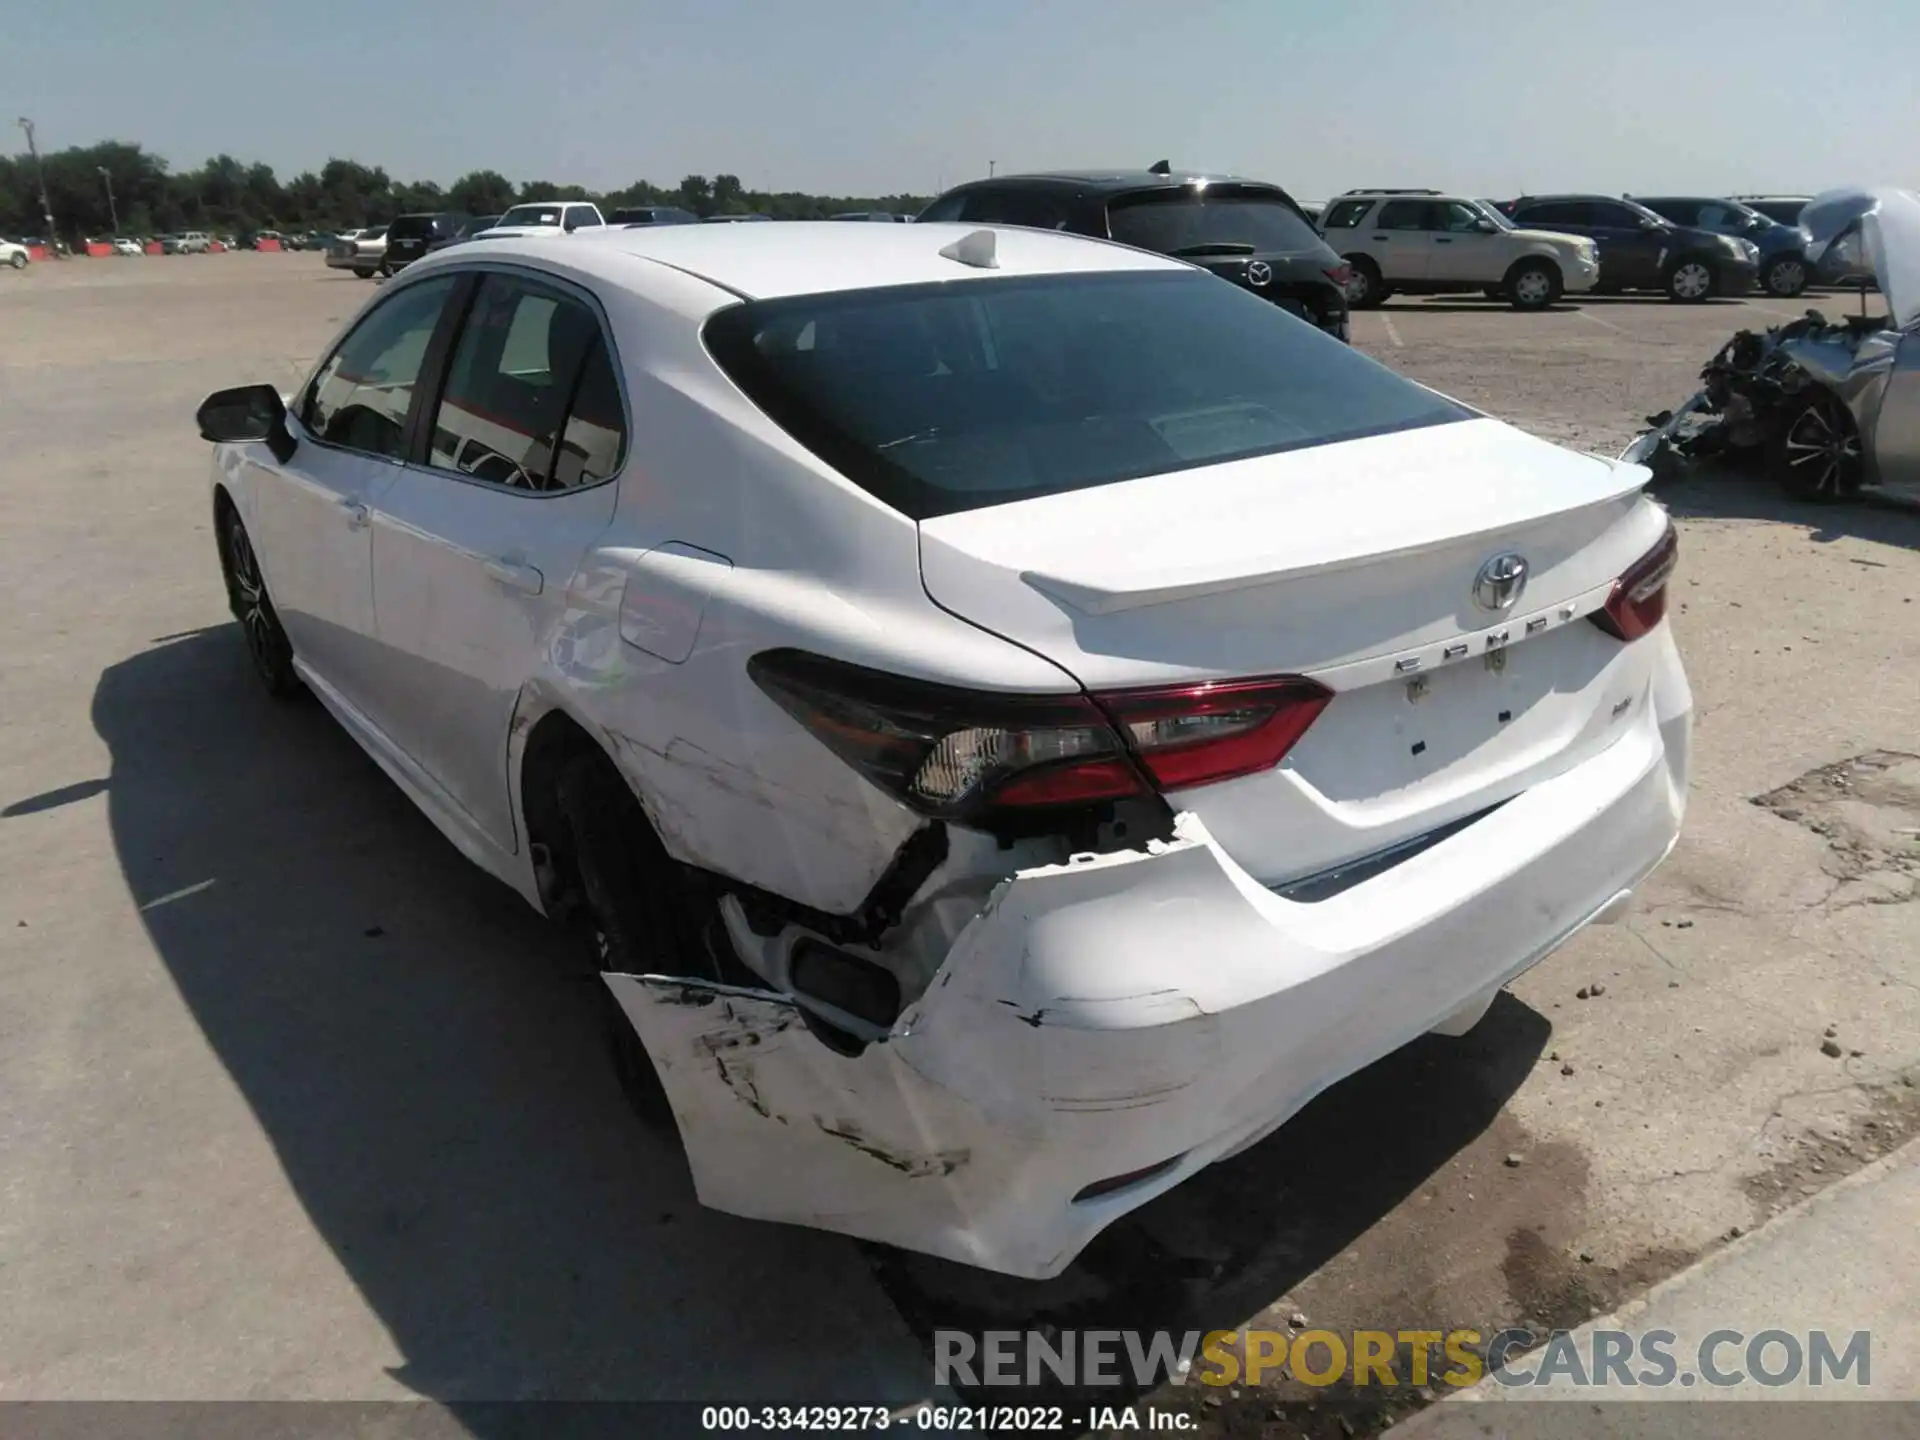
left=207, top=222, right=1691, bottom=1276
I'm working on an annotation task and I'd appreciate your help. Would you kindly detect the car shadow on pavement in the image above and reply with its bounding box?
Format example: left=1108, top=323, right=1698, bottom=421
left=869, top=984, right=1551, bottom=1405
left=1659, top=461, right=1920, bottom=551
left=90, top=625, right=935, bottom=1417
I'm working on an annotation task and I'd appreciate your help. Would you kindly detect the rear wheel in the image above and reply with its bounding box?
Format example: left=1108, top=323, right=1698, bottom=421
left=1770, top=391, right=1864, bottom=502
left=1763, top=253, right=1809, bottom=298
left=1344, top=257, right=1387, bottom=309
left=1505, top=258, right=1561, bottom=311
left=554, top=750, right=721, bottom=1126
left=8, top=250, right=25, bottom=269
left=352, top=267, right=375, bottom=279
left=219, top=505, right=301, bottom=698
left=1666, top=257, right=1716, bottom=302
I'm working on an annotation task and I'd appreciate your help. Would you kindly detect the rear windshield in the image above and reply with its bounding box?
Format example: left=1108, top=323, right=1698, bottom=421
left=389, top=215, right=440, bottom=240
left=1107, top=187, right=1325, bottom=255
left=499, top=204, right=564, bottom=228
left=704, top=271, right=1468, bottom=520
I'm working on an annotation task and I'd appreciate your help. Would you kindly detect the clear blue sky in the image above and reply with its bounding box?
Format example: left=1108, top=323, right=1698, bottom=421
left=10, top=0, right=1915, bottom=199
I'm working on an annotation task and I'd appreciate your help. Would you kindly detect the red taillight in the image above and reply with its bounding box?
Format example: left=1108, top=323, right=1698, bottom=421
left=1591, top=523, right=1679, bottom=642
left=748, top=651, right=1330, bottom=824
left=1097, top=676, right=1333, bottom=792
left=1324, top=264, right=1353, bottom=288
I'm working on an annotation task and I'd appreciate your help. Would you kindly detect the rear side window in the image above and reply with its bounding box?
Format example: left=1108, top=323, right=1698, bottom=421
left=1106, top=186, right=1323, bottom=254
left=1375, top=200, right=1433, bottom=230
left=704, top=271, right=1468, bottom=521
left=1320, top=199, right=1373, bottom=229
left=428, top=274, right=623, bottom=491
left=302, top=276, right=459, bottom=459
left=958, top=190, right=1072, bottom=230
left=1515, top=200, right=1588, bottom=225
left=916, top=192, right=970, bottom=223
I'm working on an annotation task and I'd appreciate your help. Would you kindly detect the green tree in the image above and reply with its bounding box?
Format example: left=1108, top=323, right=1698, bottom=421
left=676, top=174, right=713, bottom=216
left=449, top=169, right=516, bottom=216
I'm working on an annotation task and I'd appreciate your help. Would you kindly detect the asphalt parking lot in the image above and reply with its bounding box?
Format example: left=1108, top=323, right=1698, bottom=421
left=2, top=254, right=1917, bottom=1422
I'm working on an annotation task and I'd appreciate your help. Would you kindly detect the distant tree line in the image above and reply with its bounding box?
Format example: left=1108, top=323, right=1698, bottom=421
left=0, top=140, right=933, bottom=241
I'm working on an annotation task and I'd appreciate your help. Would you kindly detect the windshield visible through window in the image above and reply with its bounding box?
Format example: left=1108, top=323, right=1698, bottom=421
left=500, top=205, right=564, bottom=228
left=1107, top=187, right=1323, bottom=256
left=704, top=271, right=1468, bottom=521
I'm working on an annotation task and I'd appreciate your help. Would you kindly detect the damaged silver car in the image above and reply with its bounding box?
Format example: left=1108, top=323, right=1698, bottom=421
left=1623, top=186, right=1920, bottom=501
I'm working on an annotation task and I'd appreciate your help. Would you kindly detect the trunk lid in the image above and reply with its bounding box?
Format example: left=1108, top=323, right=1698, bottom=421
left=919, top=416, right=1667, bottom=882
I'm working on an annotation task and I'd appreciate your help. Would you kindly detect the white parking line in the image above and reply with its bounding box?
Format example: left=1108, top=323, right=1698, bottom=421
left=1380, top=314, right=1405, bottom=348
left=1574, top=309, right=1624, bottom=333
left=1742, top=300, right=1805, bottom=322
left=138, top=878, right=217, bottom=912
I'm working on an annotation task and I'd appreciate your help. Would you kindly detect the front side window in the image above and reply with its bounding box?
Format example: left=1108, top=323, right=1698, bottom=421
left=1516, top=200, right=1586, bottom=226
left=302, top=276, right=459, bottom=458
left=428, top=273, right=620, bottom=491
left=1106, top=186, right=1323, bottom=253
left=704, top=271, right=1468, bottom=521
left=564, top=205, right=603, bottom=229
left=1320, top=199, right=1373, bottom=229
left=1438, top=201, right=1485, bottom=232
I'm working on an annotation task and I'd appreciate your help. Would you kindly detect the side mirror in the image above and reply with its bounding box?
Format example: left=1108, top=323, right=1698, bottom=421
left=196, top=383, right=297, bottom=463
left=1640, top=217, right=1663, bottom=231
left=1473, top=218, right=1498, bottom=233
left=563, top=217, right=579, bottom=233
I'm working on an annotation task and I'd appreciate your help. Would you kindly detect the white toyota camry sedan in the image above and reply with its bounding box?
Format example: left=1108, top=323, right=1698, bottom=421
left=195, top=220, right=1691, bottom=1279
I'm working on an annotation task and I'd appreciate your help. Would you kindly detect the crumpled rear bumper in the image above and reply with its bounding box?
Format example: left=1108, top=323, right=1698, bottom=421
left=607, top=631, right=1691, bottom=1278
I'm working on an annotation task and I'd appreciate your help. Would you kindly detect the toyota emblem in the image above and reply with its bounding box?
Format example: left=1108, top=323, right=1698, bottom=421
left=1473, top=552, right=1530, bottom=611
left=1245, top=260, right=1272, bottom=287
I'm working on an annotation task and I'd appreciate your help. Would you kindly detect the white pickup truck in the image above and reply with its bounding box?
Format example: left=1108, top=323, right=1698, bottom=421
left=474, top=201, right=607, bottom=240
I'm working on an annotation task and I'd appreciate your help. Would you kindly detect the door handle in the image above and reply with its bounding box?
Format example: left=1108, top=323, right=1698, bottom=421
left=482, top=556, right=545, bottom=596
left=1434, top=237, right=1454, bottom=244
left=1372, top=234, right=1389, bottom=241
left=339, top=499, right=369, bottom=531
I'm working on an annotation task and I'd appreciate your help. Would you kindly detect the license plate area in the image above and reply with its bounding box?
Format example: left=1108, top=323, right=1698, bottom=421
left=1290, top=625, right=1613, bottom=803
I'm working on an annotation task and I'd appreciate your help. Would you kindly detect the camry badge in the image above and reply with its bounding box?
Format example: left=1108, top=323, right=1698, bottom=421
left=1473, top=552, right=1530, bottom=612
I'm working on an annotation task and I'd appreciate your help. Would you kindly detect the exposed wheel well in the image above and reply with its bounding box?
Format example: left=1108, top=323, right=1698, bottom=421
left=518, top=706, right=615, bottom=917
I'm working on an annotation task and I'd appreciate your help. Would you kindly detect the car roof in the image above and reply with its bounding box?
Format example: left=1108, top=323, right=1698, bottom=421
left=424, top=219, right=1188, bottom=301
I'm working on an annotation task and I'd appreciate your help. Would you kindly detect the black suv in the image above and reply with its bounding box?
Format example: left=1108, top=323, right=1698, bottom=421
left=918, top=169, right=1350, bottom=342
left=382, top=212, right=473, bottom=273
left=1497, top=195, right=1758, bottom=302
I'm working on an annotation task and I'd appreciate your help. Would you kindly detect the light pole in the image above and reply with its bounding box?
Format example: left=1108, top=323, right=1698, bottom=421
left=988, top=159, right=996, bottom=178
left=97, top=166, right=119, bottom=235
left=17, top=117, right=57, bottom=245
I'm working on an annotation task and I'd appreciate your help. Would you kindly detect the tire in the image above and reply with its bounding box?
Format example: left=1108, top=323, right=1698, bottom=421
left=352, top=267, right=375, bottom=279
left=219, top=507, right=301, bottom=698
left=1763, top=253, right=1809, bottom=299
left=555, top=750, right=713, bottom=1127
left=8, top=250, right=25, bottom=269
left=1505, top=258, right=1561, bottom=311
left=1770, top=390, right=1864, bottom=502
left=1665, top=257, right=1716, bottom=303
left=1344, top=257, right=1386, bottom=309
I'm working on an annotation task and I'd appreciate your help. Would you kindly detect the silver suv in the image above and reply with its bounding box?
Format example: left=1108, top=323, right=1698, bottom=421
left=1320, top=190, right=1599, bottom=310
